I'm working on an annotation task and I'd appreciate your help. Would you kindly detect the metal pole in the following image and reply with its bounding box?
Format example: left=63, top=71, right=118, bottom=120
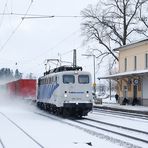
left=73, top=49, right=77, bottom=67
left=109, top=62, right=111, bottom=100
left=109, top=79, right=111, bottom=100
left=81, top=53, right=96, bottom=99
left=93, top=55, right=96, bottom=99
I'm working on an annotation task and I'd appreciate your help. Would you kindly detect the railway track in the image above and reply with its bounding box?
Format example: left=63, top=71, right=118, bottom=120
left=0, top=138, right=5, bottom=148
left=0, top=112, right=45, bottom=148
left=35, top=111, right=143, bottom=148
left=81, top=117, right=148, bottom=143
left=84, top=117, right=148, bottom=135
left=93, top=107, right=148, bottom=121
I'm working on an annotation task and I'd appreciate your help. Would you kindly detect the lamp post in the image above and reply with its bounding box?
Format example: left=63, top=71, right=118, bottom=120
left=82, top=54, right=97, bottom=99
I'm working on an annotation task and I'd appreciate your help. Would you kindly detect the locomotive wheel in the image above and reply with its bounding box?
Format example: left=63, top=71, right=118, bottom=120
left=62, top=109, right=69, bottom=118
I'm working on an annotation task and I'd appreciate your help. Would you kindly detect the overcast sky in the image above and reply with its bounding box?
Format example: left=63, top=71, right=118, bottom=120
left=0, top=0, right=107, bottom=80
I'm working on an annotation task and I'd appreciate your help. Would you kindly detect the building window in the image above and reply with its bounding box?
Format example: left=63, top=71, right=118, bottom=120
left=124, top=58, right=127, bottom=71
left=134, top=56, right=137, bottom=70
left=145, top=53, right=148, bottom=69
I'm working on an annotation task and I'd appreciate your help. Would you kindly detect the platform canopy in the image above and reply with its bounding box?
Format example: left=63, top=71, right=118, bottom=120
left=98, top=69, right=148, bottom=80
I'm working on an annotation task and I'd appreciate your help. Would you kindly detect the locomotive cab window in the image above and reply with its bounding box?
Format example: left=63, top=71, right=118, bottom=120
left=63, top=75, right=75, bottom=84
left=78, top=75, right=89, bottom=84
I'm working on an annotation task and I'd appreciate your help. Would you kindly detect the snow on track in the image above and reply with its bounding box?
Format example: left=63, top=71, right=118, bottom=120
left=0, top=99, right=148, bottom=148
left=0, top=112, right=44, bottom=148
left=0, top=100, right=121, bottom=148
left=93, top=108, right=148, bottom=120
left=35, top=111, right=143, bottom=148
left=0, top=138, right=5, bottom=148
left=81, top=117, right=148, bottom=144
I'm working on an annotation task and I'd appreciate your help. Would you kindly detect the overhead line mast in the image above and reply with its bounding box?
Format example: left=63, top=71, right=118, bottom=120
left=73, top=49, right=77, bottom=68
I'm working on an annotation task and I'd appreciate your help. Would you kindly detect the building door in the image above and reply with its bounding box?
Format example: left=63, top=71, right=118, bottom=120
left=133, top=85, right=138, bottom=99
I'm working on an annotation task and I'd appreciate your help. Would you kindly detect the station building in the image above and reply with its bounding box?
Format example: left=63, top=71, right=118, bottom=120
left=98, top=39, right=148, bottom=106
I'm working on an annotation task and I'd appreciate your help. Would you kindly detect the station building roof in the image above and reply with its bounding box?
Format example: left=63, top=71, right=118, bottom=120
left=98, top=69, right=148, bottom=80
left=113, top=38, right=148, bottom=52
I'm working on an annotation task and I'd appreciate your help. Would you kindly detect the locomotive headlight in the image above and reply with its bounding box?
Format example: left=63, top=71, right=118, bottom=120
left=64, top=91, right=68, bottom=97
left=86, top=91, right=89, bottom=97
left=86, top=94, right=89, bottom=97
left=64, top=94, right=68, bottom=97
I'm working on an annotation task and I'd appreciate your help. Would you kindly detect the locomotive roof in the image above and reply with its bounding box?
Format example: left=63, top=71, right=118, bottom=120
left=43, top=66, right=83, bottom=76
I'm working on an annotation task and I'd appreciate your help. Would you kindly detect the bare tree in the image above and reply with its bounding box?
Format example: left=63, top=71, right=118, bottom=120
left=139, top=3, right=148, bottom=37
left=81, top=0, right=148, bottom=62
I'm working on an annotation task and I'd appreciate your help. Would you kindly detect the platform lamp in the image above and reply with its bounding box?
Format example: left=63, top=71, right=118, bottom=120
left=82, top=54, right=96, bottom=100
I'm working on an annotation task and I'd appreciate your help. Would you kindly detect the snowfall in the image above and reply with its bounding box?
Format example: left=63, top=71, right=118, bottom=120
left=0, top=93, right=148, bottom=148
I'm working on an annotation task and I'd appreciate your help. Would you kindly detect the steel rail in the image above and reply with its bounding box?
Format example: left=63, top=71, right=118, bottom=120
left=75, top=118, right=148, bottom=144
left=35, top=111, right=141, bottom=148
left=84, top=117, right=148, bottom=135
left=0, top=112, right=44, bottom=148
left=93, top=107, right=148, bottom=120
left=0, top=138, right=5, bottom=148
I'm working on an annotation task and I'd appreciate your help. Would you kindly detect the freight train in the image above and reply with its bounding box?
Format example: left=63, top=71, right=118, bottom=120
left=0, top=66, right=93, bottom=117
left=1, top=79, right=36, bottom=100
left=36, top=66, right=93, bottom=117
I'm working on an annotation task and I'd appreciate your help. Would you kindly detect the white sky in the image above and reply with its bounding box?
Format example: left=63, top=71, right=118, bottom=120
left=0, top=0, right=103, bottom=79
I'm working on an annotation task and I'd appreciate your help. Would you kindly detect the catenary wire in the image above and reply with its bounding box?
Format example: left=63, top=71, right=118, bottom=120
left=0, top=0, right=33, bottom=53
left=0, top=0, right=9, bottom=29
left=0, top=13, right=83, bottom=18
left=0, top=27, right=84, bottom=66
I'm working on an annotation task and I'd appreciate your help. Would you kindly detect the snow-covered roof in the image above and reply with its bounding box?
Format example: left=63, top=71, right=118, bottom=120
left=113, top=38, right=148, bottom=51
left=98, top=69, right=148, bottom=80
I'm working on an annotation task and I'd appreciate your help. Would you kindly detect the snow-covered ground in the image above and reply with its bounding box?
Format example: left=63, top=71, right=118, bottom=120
left=100, top=96, right=148, bottom=112
left=0, top=97, right=121, bottom=148
left=0, top=95, right=148, bottom=148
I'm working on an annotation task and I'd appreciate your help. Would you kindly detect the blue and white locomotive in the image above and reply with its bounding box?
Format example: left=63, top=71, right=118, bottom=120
left=37, top=66, right=93, bottom=116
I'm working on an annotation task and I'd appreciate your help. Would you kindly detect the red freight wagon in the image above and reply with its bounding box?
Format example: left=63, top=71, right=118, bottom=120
left=6, top=79, right=36, bottom=100
left=7, top=81, right=16, bottom=96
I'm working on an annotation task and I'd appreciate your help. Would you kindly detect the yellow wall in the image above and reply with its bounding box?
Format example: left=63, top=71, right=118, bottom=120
left=119, top=43, right=148, bottom=72
left=118, top=79, right=142, bottom=98
left=116, top=42, right=148, bottom=104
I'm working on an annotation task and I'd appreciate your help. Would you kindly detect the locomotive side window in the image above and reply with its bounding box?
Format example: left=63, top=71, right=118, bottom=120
left=78, top=75, right=89, bottom=84
left=49, top=77, right=51, bottom=83
left=55, top=76, right=57, bottom=82
left=41, top=79, right=43, bottom=85
left=63, top=75, right=75, bottom=84
left=38, top=79, right=41, bottom=85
